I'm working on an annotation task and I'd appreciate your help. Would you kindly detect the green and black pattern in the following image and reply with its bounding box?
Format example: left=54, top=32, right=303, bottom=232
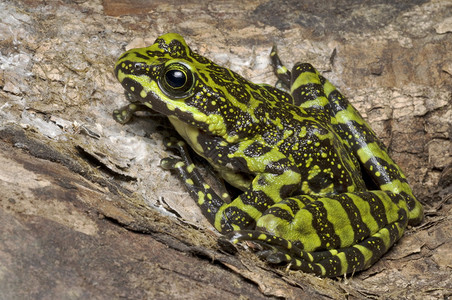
left=114, top=33, right=423, bottom=277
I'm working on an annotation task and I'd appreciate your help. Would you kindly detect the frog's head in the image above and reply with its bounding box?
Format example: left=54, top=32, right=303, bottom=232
left=115, top=33, right=258, bottom=142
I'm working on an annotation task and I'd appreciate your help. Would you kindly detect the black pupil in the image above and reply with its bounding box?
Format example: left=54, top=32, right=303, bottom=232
left=166, top=70, right=186, bottom=88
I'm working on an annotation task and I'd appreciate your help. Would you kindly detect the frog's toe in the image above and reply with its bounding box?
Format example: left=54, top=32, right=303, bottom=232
left=163, top=136, right=185, bottom=149
left=264, top=251, right=290, bottom=264
left=112, top=108, right=133, bottom=124
left=218, top=236, right=238, bottom=255
left=160, top=157, right=183, bottom=170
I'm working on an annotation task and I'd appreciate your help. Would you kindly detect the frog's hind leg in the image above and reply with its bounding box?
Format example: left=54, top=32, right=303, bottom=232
left=225, top=205, right=407, bottom=277
left=298, top=205, right=407, bottom=277
left=270, top=46, right=292, bottom=92
left=288, top=61, right=423, bottom=225
left=226, top=190, right=410, bottom=277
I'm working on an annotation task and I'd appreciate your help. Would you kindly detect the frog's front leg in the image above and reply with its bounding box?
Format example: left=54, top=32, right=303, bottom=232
left=161, top=140, right=301, bottom=233
left=113, top=92, right=155, bottom=124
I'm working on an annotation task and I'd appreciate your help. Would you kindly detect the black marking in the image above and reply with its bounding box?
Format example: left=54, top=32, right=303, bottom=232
left=243, top=141, right=270, bottom=157
left=191, top=51, right=212, bottom=64
left=278, top=183, right=300, bottom=199
left=263, top=206, right=293, bottom=222
left=361, top=156, right=407, bottom=186
left=292, top=63, right=317, bottom=75
left=307, top=172, right=335, bottom=193
left=222, top=206, right=256, bottom=230
left=325, top=88, right=349, bottom=113
left=303, top=200, right=341, bottom=250
left=264, top=159, right=298, bottom=176
left=307, top=248, right=335, bottom=262
left=121, top=77, right=144, bottom=98
left=225, top=81, right=251, bottom=105
left=336, top=194, right=371, bottom=242
left=366, top=192, right=390, bottom=229
left=241, top=190, right=275, bottom=212
left=146, top=49, right=166, bottom=58
left=134, top=52, right=151, bottom=60
left=343, top=245, right=366, bottom=274
left=321, top=255, right=344, bottom=276
left=117, top=52, right=131, bottom=61
left=292, top=82, right=326, bottom=104
left=283, top=197, right=304, bottom=216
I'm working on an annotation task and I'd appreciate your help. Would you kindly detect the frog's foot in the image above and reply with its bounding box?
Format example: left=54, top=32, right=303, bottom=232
left=160, top=140, right=233, bottom=228
left=113, top=104, right=135, bottom=124
left=113, top=102, right=154, bottom=124
left=113, top=91, right=154, bottom=124
left=162, top=137, right=194, bottom=166
left=224, top=209, right=408, bottom=277
left=269, top=45, right=291, bottom=90
left=223, top=230, right=346, bottom=276
left=161, top=137, right=212, bottom=194
left=223, top=230, right=316, bottom=269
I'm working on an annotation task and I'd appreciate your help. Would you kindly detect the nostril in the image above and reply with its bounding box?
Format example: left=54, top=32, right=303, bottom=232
left=134, top=62, right=143, bottom=70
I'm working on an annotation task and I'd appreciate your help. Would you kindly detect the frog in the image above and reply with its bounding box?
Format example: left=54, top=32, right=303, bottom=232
left=113, top=33, right=423, bottom=277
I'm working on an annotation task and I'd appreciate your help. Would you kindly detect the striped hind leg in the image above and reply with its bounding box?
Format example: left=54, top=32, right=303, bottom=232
left=270, top=48, right=422, bottom=225
left=224, top=190, right=410, bottom=277
left=225, top=206, right=407, bottom=277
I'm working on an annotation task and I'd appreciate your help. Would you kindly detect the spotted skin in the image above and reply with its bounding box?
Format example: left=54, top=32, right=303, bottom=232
left=114, top=33, right=423, bottom=277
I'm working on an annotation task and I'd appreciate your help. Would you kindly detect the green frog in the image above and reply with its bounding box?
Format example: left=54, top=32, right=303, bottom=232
left=113, top=33, right=423, bottom=277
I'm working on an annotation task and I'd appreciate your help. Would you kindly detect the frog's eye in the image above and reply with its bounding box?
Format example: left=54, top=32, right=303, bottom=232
left=160, top=63, right=194, bottom=98
left=165, top=69, right=186, bottom=88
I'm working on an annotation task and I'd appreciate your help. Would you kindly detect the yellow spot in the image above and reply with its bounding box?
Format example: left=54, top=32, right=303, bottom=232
left=187, top=164, right=195, bottom=173
left=174, top=161, right=185, bottom=168
left=140, top=90, right=147, bottom=98
left=197, top=191, right=205, bottom=205
left=277, top=66, right=288, bottom=75
left=258, top=233, right=267, bottom=240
